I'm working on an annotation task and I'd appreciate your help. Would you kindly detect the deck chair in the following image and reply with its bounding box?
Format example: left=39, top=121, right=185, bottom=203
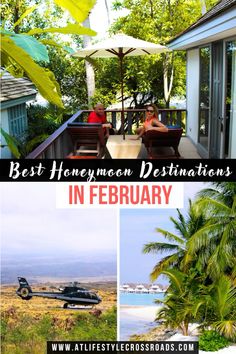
left=143, top=128, right=183, bottom=159
left=67, top=123, right=106, bottom=159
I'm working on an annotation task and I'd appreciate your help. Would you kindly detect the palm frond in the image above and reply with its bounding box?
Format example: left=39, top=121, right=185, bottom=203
left=212, top=320, right=236, bottom=340
left=149, top=253, right=180, bottom=281
left=155, top=228, right=185, bottom=245
left=161, top=269, right=185, bottom=293
left=143, top=242, right=180, bottom=254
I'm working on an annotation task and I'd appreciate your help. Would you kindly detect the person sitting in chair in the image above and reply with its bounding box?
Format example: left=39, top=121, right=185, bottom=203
left=88, top=103, right=112, bottom=138
left=134, top=104, right=168, bottom=139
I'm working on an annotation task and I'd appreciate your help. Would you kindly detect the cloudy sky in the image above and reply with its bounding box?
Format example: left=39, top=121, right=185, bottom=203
left=0, top=183, right=117, bottom=259
left=120, top=182, right=209, bottom=284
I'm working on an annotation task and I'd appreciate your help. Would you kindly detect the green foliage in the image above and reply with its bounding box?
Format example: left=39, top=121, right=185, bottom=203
left=143, top=200, right=206, bottom=280
left=27, top=104, right=62, bottom=136
left=199, top=330, right=229, bottom=351
left=107, top=0, right=218, bottom=107
left=1, top=127, right=48, bottom=158
left=66, top=307, right=117, bottom=341
left=27, top=23, right=96, bottom=36
left=1, top=307, right=116, bottom=353
left=2, top=36, right=64, bottom=107
left=0, top=128, right=21, bottom=158
left=0, top=0, right=96, bottom=108
left=45, top=47, right=87, bottom=111
left=144, top=182, right=236, bottom=339
left=1, top=29, right=49, bottom=62
left=53, top=0, right=96, bottom=23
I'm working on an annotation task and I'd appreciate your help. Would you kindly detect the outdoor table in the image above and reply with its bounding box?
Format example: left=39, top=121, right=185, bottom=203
left=106, top=135, right=141, bottom=158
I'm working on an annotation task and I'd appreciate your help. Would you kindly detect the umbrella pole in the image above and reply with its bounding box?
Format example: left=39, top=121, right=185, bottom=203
left=119, top=53, right=125, bottom=140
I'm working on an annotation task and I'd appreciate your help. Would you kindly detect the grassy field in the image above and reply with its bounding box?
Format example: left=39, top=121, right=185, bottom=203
left=1, top=282, right=117, bottom=354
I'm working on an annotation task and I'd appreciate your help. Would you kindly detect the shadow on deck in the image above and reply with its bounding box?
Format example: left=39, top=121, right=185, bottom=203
left=137, top=137, right=201, bottom=159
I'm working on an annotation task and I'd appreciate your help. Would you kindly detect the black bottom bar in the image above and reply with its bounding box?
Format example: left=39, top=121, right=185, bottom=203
left=47, top=341, right=198, bottom=354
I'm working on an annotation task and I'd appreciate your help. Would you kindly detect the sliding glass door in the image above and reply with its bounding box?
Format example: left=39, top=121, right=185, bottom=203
left=199, top=47, right=211, bottom=152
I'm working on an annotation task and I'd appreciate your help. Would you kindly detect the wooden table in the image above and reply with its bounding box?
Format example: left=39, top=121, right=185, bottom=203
left=106, top=135, right=141, bottom=158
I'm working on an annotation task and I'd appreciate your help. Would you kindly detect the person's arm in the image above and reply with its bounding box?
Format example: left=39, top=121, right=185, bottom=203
left=130, top=126, right=145, bottom=140
left=101, top=114, right=111, bottom=134
left=146, top=119, right=168, bottom=132
left=102, top=123, right=112, bottom=128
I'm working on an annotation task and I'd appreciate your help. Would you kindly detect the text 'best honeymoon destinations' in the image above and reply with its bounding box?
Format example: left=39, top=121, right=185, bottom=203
left=7, top=161, right=233, bottom=182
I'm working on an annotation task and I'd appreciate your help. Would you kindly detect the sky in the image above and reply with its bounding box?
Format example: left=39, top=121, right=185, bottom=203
left=89, top=0, right=129, bottom=38
left=0, top=183, right=117, bottom=260
left=120, top=182, right=209, bottom=285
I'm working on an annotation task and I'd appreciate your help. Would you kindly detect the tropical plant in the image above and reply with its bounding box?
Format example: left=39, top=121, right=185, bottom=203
left=0, top=127, right=48, bottom=158
left=155, top=268, right=206, bottom=336
left=199, top=330, right=230, bottom=351
left=186, top=182, right=236, bottom=280
left=144, top=182, right=236, bottom=340
left=143, top=200, right=206, bottom=281
left=0, top=0, right=97, bottom=108
left=204, top=275, right=236, bottom=340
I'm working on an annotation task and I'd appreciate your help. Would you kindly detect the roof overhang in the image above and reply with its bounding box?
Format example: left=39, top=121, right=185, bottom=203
left=1, top=94, right=37, bottom=110
left=168, top=7, right=236, bottom=50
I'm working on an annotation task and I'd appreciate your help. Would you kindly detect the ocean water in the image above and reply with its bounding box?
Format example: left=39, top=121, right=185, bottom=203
left=120, top=313, right=157, bottom=340
left=120, top=292, right=164, bottom=306
left=119, top=292, right=165, bottom=340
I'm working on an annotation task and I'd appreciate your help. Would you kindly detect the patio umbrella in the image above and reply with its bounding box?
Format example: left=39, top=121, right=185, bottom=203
left=73, top=33, right=169, bottom=139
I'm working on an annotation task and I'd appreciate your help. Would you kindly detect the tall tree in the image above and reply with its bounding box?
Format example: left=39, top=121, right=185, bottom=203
left=110, top=0, right=218, bottom=107
left=186, top=182, right=236, bottom=280
left=83, top=17, right=95, bottom=102
left=143, top=201, right=206, bottom=281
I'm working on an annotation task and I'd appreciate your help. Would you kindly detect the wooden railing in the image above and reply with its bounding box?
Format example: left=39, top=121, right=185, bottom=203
left=26, top=108, right=186, bottom=159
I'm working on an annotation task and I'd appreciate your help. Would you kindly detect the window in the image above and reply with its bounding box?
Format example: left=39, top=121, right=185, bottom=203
left=199, top=47, right=211, bottom=150
left=8, top=104, right=27, bottom=139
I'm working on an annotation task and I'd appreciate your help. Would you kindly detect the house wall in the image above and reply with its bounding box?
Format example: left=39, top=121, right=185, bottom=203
left=0, top=109, right=12, bottom=158
left=186, top=49, right=199, bottom=144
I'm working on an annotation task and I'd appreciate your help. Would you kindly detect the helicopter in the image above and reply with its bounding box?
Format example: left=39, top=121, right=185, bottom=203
left=16, top=277, right=102, bottom=308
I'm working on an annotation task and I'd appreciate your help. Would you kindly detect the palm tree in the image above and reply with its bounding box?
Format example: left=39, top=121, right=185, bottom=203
left=83, top=17, right=95, bottom=101
left=204, top=275, right=236, bottom=340
left=186, top=182, right=236, bottom=280
left=143, top=200, right=206, bottom=281
left=155, top=268, right=205, bottom=336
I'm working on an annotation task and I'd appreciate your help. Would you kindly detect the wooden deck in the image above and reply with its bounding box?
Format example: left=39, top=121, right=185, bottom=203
left=26, top=108, right=187, bottom=159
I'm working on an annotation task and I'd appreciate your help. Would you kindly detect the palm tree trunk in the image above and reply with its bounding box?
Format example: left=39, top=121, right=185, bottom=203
left=163, top=52, right=174, bottom=108
left=83, top=17, right=95, bottom=103
left=183, top=320, right=189, bottom=336
left=200, top=0, right=207, bottom=14
left=104, top=0, right=110, bottom=25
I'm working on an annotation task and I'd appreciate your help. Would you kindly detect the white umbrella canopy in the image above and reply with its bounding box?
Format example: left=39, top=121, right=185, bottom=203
left=73, top=34, right=170, bottom=139
left=73, top=33, right=169, bottom=57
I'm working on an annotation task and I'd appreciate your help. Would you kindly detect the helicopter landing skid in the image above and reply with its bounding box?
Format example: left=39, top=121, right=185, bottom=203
left=63, top=303, right=94, bottom=310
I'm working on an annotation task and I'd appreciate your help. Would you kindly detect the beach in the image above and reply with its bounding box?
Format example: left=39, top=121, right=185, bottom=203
left=120, top=305, right=236, bottom=353
left=119, top=305, right=161, bottom=340
left=120, top=305, right=160, bottom=321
